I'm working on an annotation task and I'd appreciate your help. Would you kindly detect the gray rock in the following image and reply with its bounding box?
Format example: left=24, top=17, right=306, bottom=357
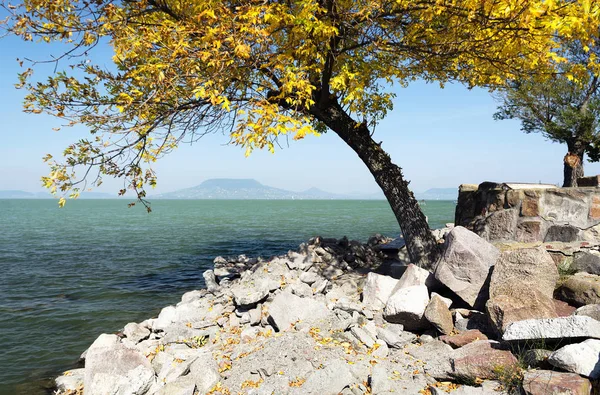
left=299, top=359, right=355, bottom=395
left=370, top=363, right=428, bottom=394
left=55, top=368, right=84, bottom=393
left=545, top=225, right=581, bottom=243
left=203, top=270, right=220, bottom=293
left=86, top=359, right=155, bottom=395
left=231, top=283, right=270, bottom=306
left=556, top=273, right=600, bottom=306
left=522, top=349, right=553, bottom=369
left=383, top=285, right=430, bottom=330
left=574, top=304, right=600, bottom=321
left=573, top=250, right=600, bottom=275
left=290, top=281, right=313, bottom=297
left=481, top=208, right=518, bottom=241
left=312, top=278, right=330, bottom=294
left=188, top=352, right=220, bottom=393
left=375, top=327, right=416, bottom=349
left=123, top=322, right=151, bottom=344
left=350, top=326, right=376, bottom=348
left=407, top=340, right=453, bottom=380
left=155, top=375, right=196, bottom=395
left=503, top=316, right=600, bottom=341
left=299, top=271, right=320, bottom=285
left=433, top=226, right=500, bottom=307
left=361, top=272, right=399, bottom=311
left=548, top=339, right=600, bottom=379
left=267, top=291, right=331, bottom=331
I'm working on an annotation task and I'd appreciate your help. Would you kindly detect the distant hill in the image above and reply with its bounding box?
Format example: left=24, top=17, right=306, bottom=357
left=415, top=188, right=458, bottom=201
left=0, top=190, right=37, bottom=198
left=153, top=179, right=376, bottom=200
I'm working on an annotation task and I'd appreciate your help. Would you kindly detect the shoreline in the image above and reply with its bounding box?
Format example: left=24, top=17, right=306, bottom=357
left=52, top=225, right=599, bottom=395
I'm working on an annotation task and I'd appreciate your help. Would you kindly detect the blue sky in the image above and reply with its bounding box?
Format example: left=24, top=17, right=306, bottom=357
left=1, top=34, right=598, bottom=196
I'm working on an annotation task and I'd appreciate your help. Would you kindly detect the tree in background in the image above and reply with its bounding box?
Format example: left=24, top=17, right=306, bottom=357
left=1, top=0, right=598, bottom=268
left=494, top=39, right=600, bottom=187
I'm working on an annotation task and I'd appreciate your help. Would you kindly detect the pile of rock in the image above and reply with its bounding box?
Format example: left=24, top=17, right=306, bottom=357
left=55, top=227, right=600, bottom=395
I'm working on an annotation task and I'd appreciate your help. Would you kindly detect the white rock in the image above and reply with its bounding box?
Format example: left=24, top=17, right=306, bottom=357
left=299, top=271, right=321, bottom=285
left=431, top=292, right=453, bottom=308
left=55, top=368, right=84, bottom=392
left=153, top=305, right=177, bottom=331
left=350, top=326, right=376, bottom=348
left=123, top=322, right=151, bottom=344
left=503, top=316, right=600, bottom=341
left=267, top=291, right=331, bottom=331
left=549, top=339, right=600, bottom=379
left=395, top=263, right=435, bottom=290
left=231, top=283, right=269, bottom=306
left=362, top=272, right=400, bottom=311
left=300, top=358, right=355, bottom=395
left=383, top=285, right=430, bottom=330
left=290, top=281, right=313, bottom=297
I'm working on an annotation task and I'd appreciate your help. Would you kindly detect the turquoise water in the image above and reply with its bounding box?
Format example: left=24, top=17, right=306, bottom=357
left=0, top=199, right=455, bottom=394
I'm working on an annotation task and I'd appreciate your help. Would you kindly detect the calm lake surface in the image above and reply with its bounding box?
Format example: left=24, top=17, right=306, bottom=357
left=0, top=199, right=455, bottom=394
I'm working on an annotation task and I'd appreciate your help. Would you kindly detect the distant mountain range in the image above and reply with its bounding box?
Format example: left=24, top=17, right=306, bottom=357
left=152, top=179, right=376, bottom=200
left=0, top=180, right=458, bottom=200
left=414, top=188, right=458, bottom=201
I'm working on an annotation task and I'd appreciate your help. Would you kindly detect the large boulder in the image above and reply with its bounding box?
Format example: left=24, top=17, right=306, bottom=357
left=555, top=273, right=600, bottom=306
left=361, top=272, right=399, bottom=311
left=449, top=340, right=518, bottom=381
left=503, top=316, right=600, bottom=341
left=383, top=285, right=430, bottom=331
left=266, top=291, right=331, bottom=331
left=486, top=247, right=559, bottom=334
left=434, top=227, right=500, bottom=308
left=522, top=370, right=592, bottom=395
left=548, top=339, right=600, bottom=379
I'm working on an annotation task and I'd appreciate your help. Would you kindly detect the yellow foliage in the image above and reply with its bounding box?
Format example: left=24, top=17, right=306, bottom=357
left=2, top=0, right=599, bottom=203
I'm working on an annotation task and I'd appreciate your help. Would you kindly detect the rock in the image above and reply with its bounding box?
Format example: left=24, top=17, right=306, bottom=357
left=450, top=340, right=518, bottom=381
left=522, top=369, right=592, bottom=395
left=439, top=330, right=488, bottom=349
left=503, top=316, right=600, bottom=341
left=454, top=312, right=491, bottom=335
left=548, top=339, right=600, bottom=379
left=383, top=285, right=430, bottom=331
left=350, top=326, right=376, bottom=348
left=545, top=225, right=581, bottom=243
left=123, top=322, right=150, bottom=344
left=203, top=269, right=219, bottom=293
left=290, top=281, right=313, bottom=297
left=55, top=369, right=85, bottom=392
left=573, top=250, right=600, bottom=275
left=267, top=291, right=331, bottom=331
left=481, top=208, right=519, bottom=241
left=361, top=272, right=399, bottom=311
left=370, top=363, right=429, bottom=394
left=574, top=304, right=600, bottom=321
left=299, top=271, right=321, bottom=285
left=85, top=344, right=155, bottom=395
left=556, top=273, right=600, bottom=306
left=300, top=359, right=355, bottom=395
left=433, top=226, right=500, bottom=307
left=395, top=263, right=436, bottom=290
left=155, top=375, right=196, bottom=395
left=188, top=352, right=221, bottom=393
left=424, top=294, right=454, bottom=335
left=407, top=340, right=454, bottom=380
left=153, top=305, right=178, bottom=331
left=522, top=349, right=553, bottom=369
left=372, top=340, right=389, bottom=358
left=487, top=292, right=558, bottom=335
left=486, top=247, right=559, bottom=334
left=375, top=327, right=417, bottom=349
left=231, top=283, right=270, bottom=306
left=431, top=292, right=453, bottom=308
left=554, top=299, right=577, bottom=317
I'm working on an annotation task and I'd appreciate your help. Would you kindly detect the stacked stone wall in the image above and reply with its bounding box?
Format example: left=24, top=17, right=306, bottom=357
left=455, top=183, right=600, bottom=243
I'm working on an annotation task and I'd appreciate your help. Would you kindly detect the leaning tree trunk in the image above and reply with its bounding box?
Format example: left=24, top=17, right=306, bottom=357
left=563, top=140, right=585, bottom=187
left=310, top=100, right=442, bottom=269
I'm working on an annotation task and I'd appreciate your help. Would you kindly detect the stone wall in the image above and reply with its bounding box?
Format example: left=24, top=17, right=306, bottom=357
left=455, top=182, right=600, bottom=243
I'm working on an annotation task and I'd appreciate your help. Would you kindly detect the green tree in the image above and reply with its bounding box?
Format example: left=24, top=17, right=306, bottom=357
left=494, top=40, right=600, bottom=187
left=2, top=0, right=599, bottom=268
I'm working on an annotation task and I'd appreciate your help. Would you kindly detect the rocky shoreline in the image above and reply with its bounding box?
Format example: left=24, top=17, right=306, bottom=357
left=54, top=225, right=600, bottom=395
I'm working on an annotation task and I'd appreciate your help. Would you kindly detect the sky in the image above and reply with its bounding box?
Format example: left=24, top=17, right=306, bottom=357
left=1, top=34, right=599, bottom=197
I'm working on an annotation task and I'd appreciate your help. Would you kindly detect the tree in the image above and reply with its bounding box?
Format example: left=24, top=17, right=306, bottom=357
left=1, top=0, right=598, bottom=268
left=494, top=39, right=600, bottom=187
